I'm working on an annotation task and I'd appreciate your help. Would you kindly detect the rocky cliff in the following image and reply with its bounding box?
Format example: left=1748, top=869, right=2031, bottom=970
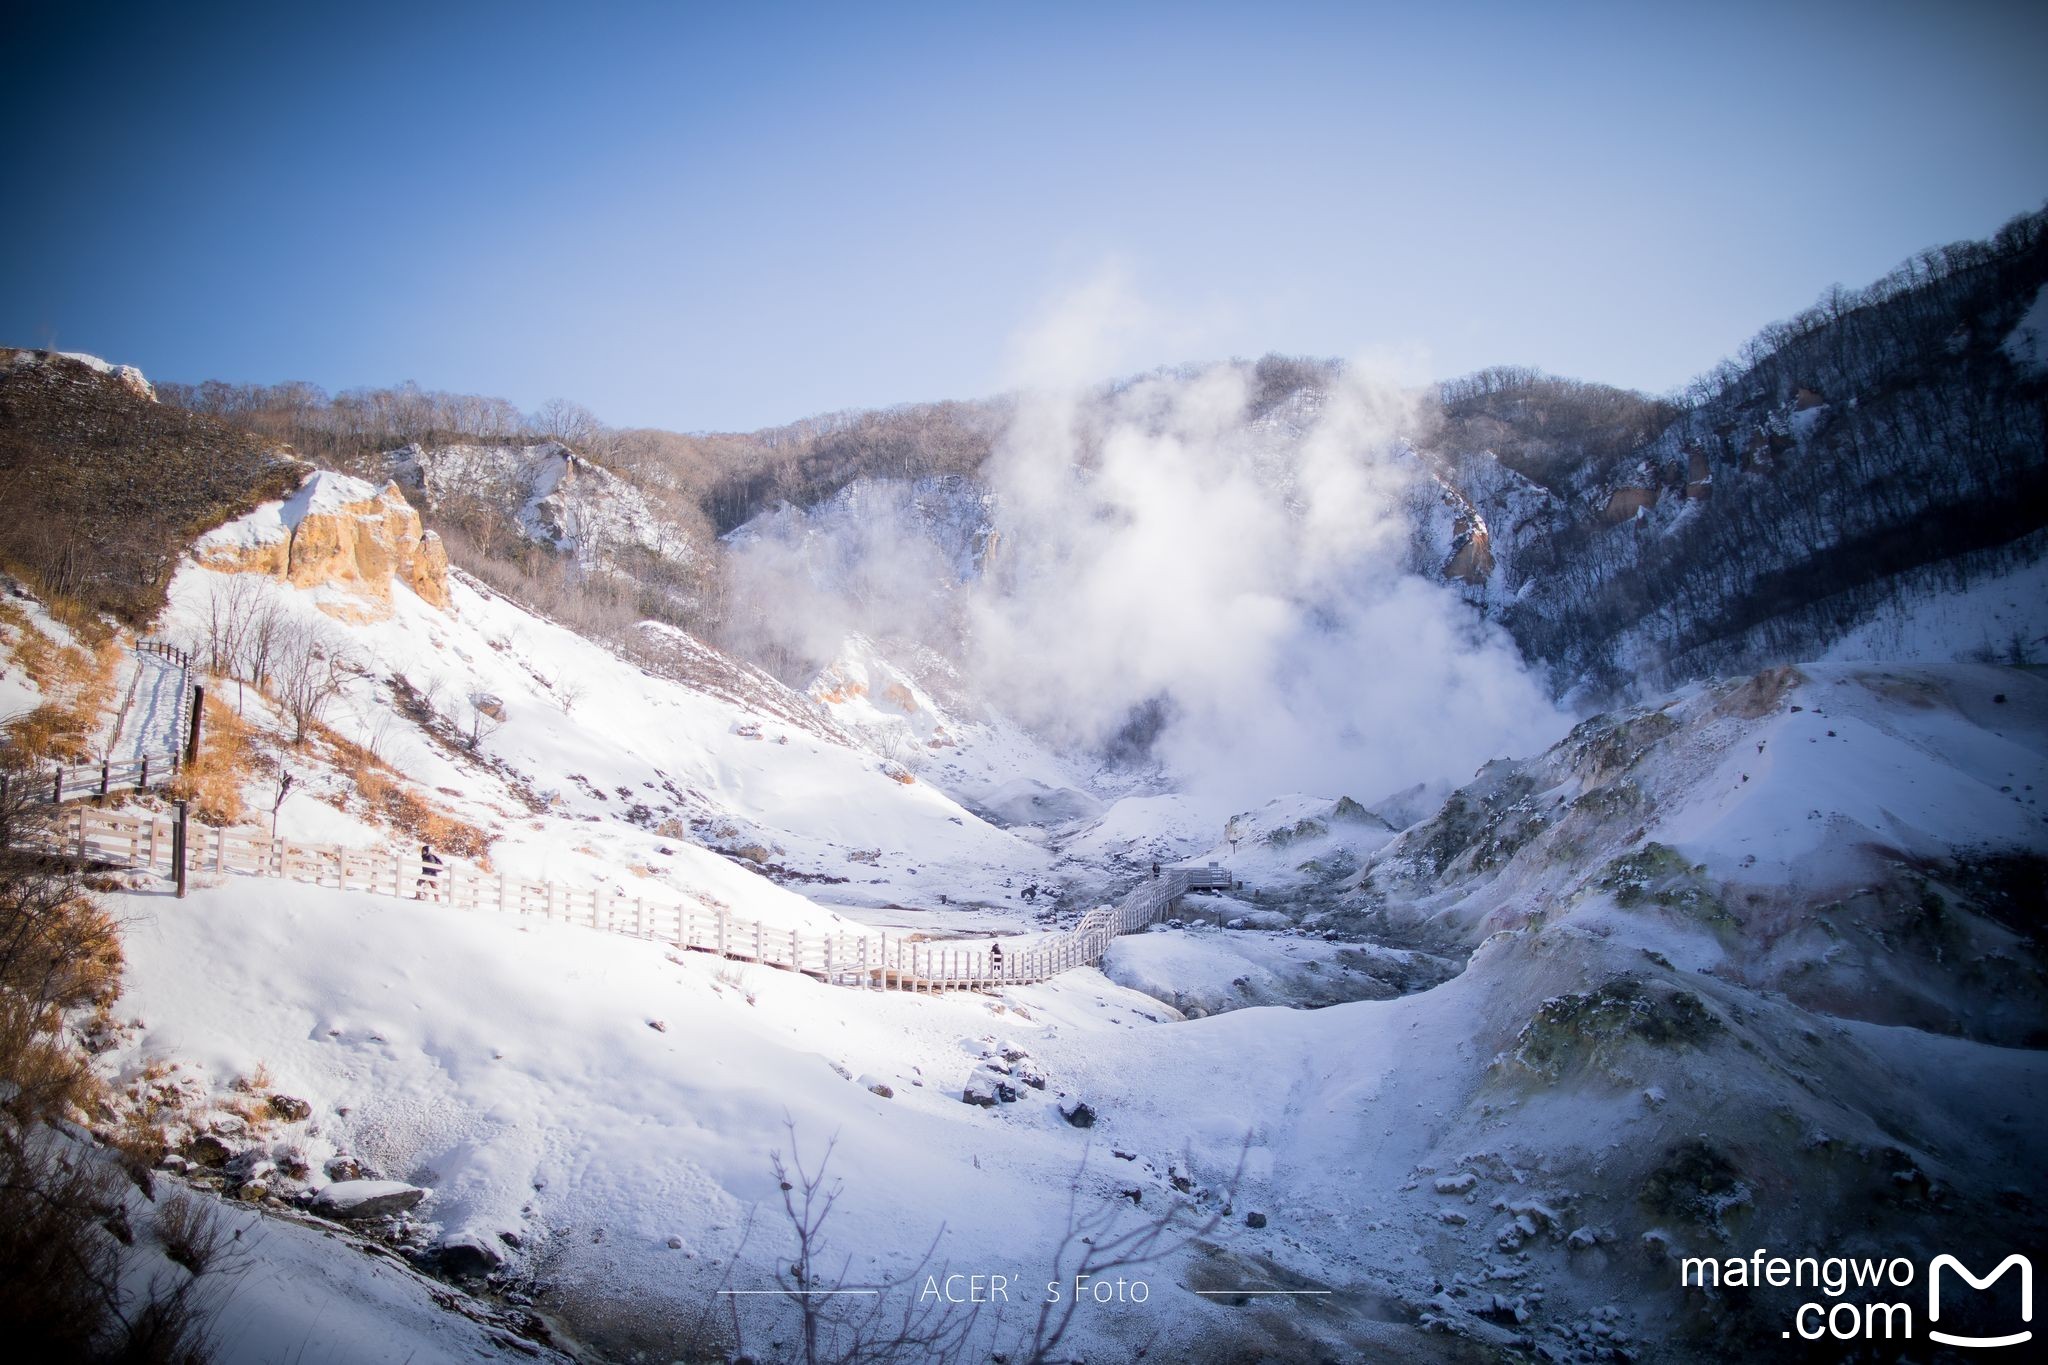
left=193, top=470, right=449, bottom=618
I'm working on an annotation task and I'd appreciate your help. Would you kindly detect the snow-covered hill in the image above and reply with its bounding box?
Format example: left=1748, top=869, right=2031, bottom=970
left=389, top=440, right=698, bottom=577
left=166, top=469, right=1052, bottom=926
left=94, top=657, right=2048, bottom=1362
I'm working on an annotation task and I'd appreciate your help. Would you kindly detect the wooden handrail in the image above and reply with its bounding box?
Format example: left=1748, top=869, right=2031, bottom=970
left=8, top=801, right=1202, bottom=994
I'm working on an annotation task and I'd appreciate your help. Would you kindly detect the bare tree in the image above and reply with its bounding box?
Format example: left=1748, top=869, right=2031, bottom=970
left=730, top=1125, right=984, bottom=1365
left=270, top=620, right=352, bottom=744
left=1021, top=1139, right=1245, bottom=1364
left=462, top=695, right=505, bottom=753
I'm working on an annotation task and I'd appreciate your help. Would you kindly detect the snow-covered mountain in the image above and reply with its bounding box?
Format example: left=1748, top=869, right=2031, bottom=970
left=79, top=657, right=2046, bottom=1362
left=388, top=440, right=699, bottom=578
left=4, top=212, right=2046, bottom=1365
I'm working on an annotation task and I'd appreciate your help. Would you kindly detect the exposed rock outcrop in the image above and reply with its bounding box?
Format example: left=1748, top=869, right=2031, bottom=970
left=194, top=470, right=450, bottom=618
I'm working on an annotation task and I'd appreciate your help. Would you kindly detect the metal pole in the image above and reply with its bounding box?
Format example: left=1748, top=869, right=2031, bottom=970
left=174, top=801, right=189, bottom=899
left=187, top=685, right=205, bottom=763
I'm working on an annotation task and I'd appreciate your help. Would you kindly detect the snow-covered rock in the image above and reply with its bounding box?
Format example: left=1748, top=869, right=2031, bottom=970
left=195, top=469, right=450, bottom=615
left=389, top=440, right=695, bottom=575
left=314, top=1179, right=429, bottom=1220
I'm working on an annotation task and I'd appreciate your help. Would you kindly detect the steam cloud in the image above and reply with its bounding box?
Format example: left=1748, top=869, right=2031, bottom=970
left=726, top=279, right=1568, bottom=811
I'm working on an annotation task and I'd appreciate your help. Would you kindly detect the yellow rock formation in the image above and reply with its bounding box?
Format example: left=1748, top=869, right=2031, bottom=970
left=195, top=472, right=450, bottom=619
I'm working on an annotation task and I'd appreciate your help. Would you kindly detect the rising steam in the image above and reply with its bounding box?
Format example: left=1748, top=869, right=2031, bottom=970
left=725, top=278, right=1567, bottom=810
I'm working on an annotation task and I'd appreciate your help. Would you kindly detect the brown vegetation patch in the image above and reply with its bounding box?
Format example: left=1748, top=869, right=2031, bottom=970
left=0, top=605, right=122, bottom=762
left=1713, top=665, right=1805, bottom=720
left=315, top=723, right=491, bottom=860
left=170, top=692, right=257, bottom=824
left=0, top=350, right=302, bottom=624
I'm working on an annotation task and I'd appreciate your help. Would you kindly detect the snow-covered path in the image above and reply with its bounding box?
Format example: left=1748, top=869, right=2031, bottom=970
left=109, top=645, right=186, bottom=761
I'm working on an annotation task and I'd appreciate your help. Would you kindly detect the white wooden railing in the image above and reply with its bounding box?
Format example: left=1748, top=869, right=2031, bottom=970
left=23, top=804, right=1208, bottom=993
left=3, top=639, right=194, bottom=809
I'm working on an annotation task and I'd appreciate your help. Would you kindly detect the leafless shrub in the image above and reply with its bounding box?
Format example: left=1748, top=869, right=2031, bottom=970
left=0, top=749, right=228, bottom=1364
left=154, top=1191, right=227, bottom=1276
left=270, top=619, right=354, bottom=745
left=1020, top=1139, right=1246, bottom=1364
left=729, top=1125, right=983, bottom=1365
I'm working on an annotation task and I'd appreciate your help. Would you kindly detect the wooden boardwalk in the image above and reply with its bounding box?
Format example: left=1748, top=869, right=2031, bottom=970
left=9, top=637, right=1230, bottom=993
left=2, top=640, right=191, bottom=809
left=23, top=802, right=1224, bottom=993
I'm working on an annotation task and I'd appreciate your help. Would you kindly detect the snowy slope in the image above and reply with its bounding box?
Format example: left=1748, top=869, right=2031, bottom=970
left=163, top=476, right=1054, bottom=929
left=1821, top=553, right=2048, bottom=666
left=807, top=634, right=1095, bottom=810
left=105, top=780, right=2048, bottom=1363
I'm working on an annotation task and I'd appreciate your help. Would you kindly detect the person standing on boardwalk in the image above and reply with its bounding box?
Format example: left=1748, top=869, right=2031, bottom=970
left=989, top=940, right=1005, bottom=979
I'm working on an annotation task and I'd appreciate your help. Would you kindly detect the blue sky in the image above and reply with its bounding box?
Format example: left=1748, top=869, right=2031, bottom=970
left=4, top=0, right=2044, bottom=431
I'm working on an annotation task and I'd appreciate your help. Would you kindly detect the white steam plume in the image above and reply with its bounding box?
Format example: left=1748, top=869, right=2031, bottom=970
left=720, top=275, right=1567, bottom=811
left=966, top=281, right=1565, bottom=808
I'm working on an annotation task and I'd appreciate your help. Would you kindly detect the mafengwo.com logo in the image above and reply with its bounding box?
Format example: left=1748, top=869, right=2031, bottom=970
left=1679, top=1249, right=2032, bottom=1345
left=1928, top=1255, right=2032, bottom=1349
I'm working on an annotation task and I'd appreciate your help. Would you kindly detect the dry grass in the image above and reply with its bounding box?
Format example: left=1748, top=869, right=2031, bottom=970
left=0, top=779, right=221, bottom=1363
left=155, top=1191, right=229, bottom=1276
left=0, top=604, right=122, bottom=762
left=0, top=348, right=303, bottom=626
left=316, top=722, right=492, bottom=860
left=170, top=691, right=256, bottom=824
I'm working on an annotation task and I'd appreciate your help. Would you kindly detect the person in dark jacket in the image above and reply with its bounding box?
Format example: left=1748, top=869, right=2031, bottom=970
left=417, top=843, right=444, bottom=901
left=989, top=941, right=1005, bottom=978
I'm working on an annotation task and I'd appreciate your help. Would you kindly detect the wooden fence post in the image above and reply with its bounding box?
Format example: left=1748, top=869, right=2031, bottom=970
left=174, top=802, right=189, bottom=898
left=187, top=685, right=205, bottom=763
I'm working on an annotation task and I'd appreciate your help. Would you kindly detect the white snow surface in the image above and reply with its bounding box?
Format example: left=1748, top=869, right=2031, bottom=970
left=164, top=487, right=1053, bottom=925
left=1656, top=663, right=2046, bottom=890
left=112, top=876, right=1367, bottom=1360
left=106, top=647, right=187, bottom=761
left=1822, top=554, right=2048, bottom=666
left=2002, top=282, right=2048, bottom=374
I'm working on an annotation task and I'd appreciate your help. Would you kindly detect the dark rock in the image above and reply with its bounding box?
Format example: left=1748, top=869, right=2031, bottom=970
left=1058, top=1097, right=1096, bottom=1128
left=182, top=1134, right=232, bottom=1168
left=1245, top=1211, right=1268, bottom=1229
left=324, top=1156, right=364, bottom=1181
left=962, top=1080, right=998, bottom=1108
left=267, top=1094, right=313, bottom=1122
left=436, top=1233, right=505, bottom=1278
